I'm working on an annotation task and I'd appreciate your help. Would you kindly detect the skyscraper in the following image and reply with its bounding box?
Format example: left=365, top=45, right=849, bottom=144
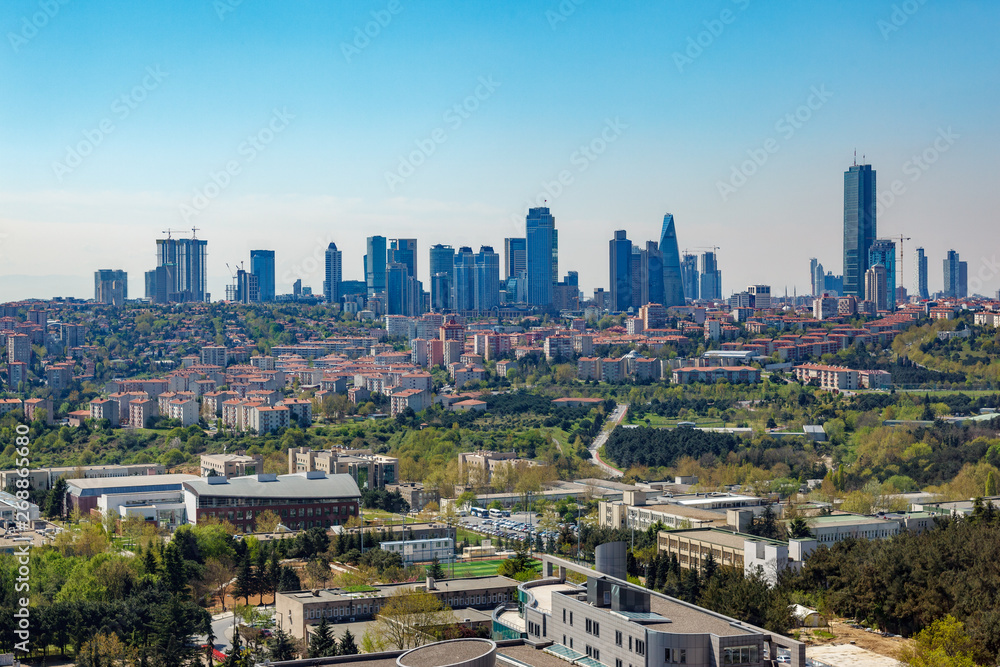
left=429, top=244, right=454, bottom=279
left=429, top=244, right=454, bottom=312
left=94, top=269, right=127, bottom=306
left=324, top=243, right=342, bottom=304
left=386, top=262, right=409, bottom=315
left=453, top=246, right=476, bottom=312
left=916, top=247, right=929, bottom=300
left=868, top=239, right=896, bottom=310
left=504, top=238, right=527, bottom=281
left=525, top=207, right=556, bottom=307
left=609, top=230, right=632, bottom=312
left=681, top=253, right=699, bottom=301
left=865, top=264, right=888, bottom=311
left=809, top=258, right=819, bottom=296
left=250, top=250, right=275, bottom=302
left=645, top=241, right=664, bottom=306
left=812, top=261, right=825, bottom=296
left=365, top=235, right=387, bottom=296
left=474, top=246, right=500, bottom=312
left=843, top=163, right=877, bottom=299
left=659, top=214, right=685, bottom=307
left=155, top=235, right=208, bottom=302
left=389, top=238, right=417, bottom=279
left=699, top=252, right=722, bottom=301
left=943, top=250, right=961, bottom=298
left=227, top=269, right=259, bottom=304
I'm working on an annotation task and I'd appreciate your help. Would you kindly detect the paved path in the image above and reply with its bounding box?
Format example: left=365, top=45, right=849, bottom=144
left=588, top=403, right=628, bottom=478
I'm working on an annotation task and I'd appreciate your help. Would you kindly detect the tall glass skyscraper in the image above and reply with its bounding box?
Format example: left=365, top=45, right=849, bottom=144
left=699, top=252, right=722, bottom=301
left=525, top=207, right=556, bottom=307
left=843, top=163, right=877, bottom=299
left=323, top=243, right=342, bottom=304
left=389, top=239, right=417, bottom=279
left=916, top=247, right=929, bottom=300
left=645, top=241, right=664, bottom=306
left=250, top=249, right=275, bottom=302
left=609, top=230, right=632, bottom=312
left=868, top=239, right=896, bottom=310
left=943, top=250, right=967, bottom=298
left=453, top=246, right=476, bottom=311
left=681, top=253, right=699, bottom=301
left=429, top=244, right=454, bottom=279
left=503, top=237, right=526, bottom=281
left=365, top=235, right=387, bottom=296
left=659, top=214, right=685, bottom=307
left=155, top=236, right=208, bottom=302
left=474, top=246, right=500, bottom=312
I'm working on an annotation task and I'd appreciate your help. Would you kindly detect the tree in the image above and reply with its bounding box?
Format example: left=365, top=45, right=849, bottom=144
left=308, top=616, right=336, bottom=658
left=46, top=477, right=68, bottom=519
left=268, top=629, right=297, bottom=661
left=233, top=555, right=254, bottom=605
left=205, top=556, right=235, bottom=610
left=899, top=615, right=978, bottom=667
left=421, top=556, right=442, bottom=581
left=370, top=589, right=452, bottom=650
left=787, top=516, right=813, bottom=539
left=162, top=541, right=188, bottom=595
left=254, top=509, right=281, bottom=534
left=76, top=632, right=137, bottom=667
left=340, top=628, right=359, bottom=655
left=305, top=559, right=333, bottom=589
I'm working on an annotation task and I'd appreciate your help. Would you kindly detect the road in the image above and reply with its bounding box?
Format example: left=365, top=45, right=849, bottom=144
left=588, top=403, right=628, bottom=478
left=193, top=610, right=237, bottom=653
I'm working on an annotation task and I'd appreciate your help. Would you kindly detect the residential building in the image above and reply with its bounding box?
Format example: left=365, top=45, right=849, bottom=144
left=793, top=363, right=859, bottom=391
left=94, top=269, right=127, bottom=306
left=200, top=346, right=228, bottom=367
left=843, top=162, right=877, bottom=299
left=7, top=333, right=30, bottom=365
left=943, top=249, right=968, bottom=298
left=865, top=263, right=889, bottom=312
left=680, top=253, right=699, bottom=301
left=699, top=251, right=722, bottom=301
left=747, top=284, right=771, bottom=309
left=89, top=398, right=119, bottom=424
left=183, top=471, right=361, bottom=532
left=672, top=366, right=761, bottom=384
left=154, top=235, right=208, bottom=302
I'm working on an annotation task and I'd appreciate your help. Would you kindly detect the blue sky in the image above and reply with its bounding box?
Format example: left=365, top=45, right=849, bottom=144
left=2, top=0, right=998, bottom=301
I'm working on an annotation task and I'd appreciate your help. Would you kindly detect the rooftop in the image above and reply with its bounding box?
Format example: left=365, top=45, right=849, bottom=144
left=183, top=472, right=360, bottom=499
left=281, top=575, right=518, bottom=604
left=67, top=473, right=198, bottom=491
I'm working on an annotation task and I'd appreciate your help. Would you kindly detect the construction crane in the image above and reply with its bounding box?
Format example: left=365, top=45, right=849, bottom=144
left=161, top=228, right=186, bottom=240
left=886, top=234, right=912, bottom=292
left=191, top=226, right=200, bottom=239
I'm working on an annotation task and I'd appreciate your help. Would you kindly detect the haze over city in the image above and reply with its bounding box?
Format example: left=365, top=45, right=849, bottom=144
left=2, top=0, right=998, bottom=302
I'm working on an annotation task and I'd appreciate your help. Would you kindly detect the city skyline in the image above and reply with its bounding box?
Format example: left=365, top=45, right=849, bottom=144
left=3, top=1, right=998, bottom=302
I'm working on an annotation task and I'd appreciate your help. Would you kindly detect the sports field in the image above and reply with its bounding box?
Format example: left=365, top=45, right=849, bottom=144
left=442, top=558, right=543, bottom=578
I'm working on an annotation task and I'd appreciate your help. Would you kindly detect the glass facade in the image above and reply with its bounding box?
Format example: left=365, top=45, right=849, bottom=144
left=525, top=207, right=556, bottom=307
left=868, top=239, right=896, bottom=309
left=250, top=249, right=275, bottom=302
left=843, top=164, right=877, bottom=299
left=659, top=214, right=685, bottom=307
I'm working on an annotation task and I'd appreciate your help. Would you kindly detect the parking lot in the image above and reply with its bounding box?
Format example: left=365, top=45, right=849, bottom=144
left=458, top=510, right=575, bottom=545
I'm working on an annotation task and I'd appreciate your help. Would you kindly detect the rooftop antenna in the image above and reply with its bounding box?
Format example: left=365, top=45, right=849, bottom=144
left=853, top=149, right=856, bottom=167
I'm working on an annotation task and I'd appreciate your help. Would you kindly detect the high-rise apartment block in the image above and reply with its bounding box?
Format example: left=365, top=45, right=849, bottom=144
left=153, top=235, right=208, bottom=302
left=681, top=253, right=699, bottom=301
left=843, top=163, right=877, bottom=299
left=865, top=264, right=889, bottom=312
left=943, top=250, right=967, bottom=298
left=699, top=251, right=722, bottom=301
left=94, top=269, right=127, bottom=306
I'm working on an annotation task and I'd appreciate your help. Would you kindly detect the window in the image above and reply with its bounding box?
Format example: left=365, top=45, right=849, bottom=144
left=616, top=630, right=622, bottom=647
left=680, top=649, right=686, bottom=663
left=636, top=640, right=645, bottom=656
left=563, top=609, right=566, bottom=623
left=616, top=661, right=623, bottom=667
left=569, top=611, right=573, bottom=626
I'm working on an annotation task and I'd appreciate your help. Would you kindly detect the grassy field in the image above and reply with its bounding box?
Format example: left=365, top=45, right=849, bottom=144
left=638, top=415, right=728, bottom=428
left=444, top=558, right=543, bottom=578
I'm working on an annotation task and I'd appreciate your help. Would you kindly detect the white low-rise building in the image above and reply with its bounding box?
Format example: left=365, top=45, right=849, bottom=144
left=380, top=537, right=455, bottom=565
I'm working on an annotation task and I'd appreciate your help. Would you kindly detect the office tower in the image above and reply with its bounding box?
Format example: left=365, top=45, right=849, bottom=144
left=431, top=273, right=451, bottom=312
left=504, top=237, right=527, bottom=280
left=293, top=279, right=302, bottom=297
left=323, top=243, right=342, bottom=304
left=699, top=252, right=722, bottom=301
left=94, top=269, right=127, bottom=306
left=429, top=244, right=454, bottom=280
left=630, top=245, right=647, bottom=309
left=809, top=258, right=819, bottom=295
left=865, top=264, right=888, bottom=311
left=474, top=246, right=500, bottom=312
left=915, top=248, right=929, bottom=299
left=365, top=235, right=387, bottom=296
left=843, top=163, right=877, bottom=299
left=659, top=214, right=685, bottom=307
left=609, top=230, right=632, bottom=312
left=748, top=285, right=771, bottom=309
left=823, top=272, right=843, bottom=296
left=645, top=241, right=664, bottom=306
left=959, top=261, right=968, bottom=298
left=387, top=262, right=409, bottom=315
left=525, top=207, right=556, bottom=307
left=943, top=250, right=963, bottom=298
left=453, top=246, right=476, bottom=311
left=155, top=235, right=208, bottom=302
left=389, top=238, right=417, bottom=279
left=868, top=239, right=896, bottom=310
left=681, top=253, right=699, bottom=301
left=554, top=271, right=580, bottom=311
left=250, top=250, right=275, bottom=302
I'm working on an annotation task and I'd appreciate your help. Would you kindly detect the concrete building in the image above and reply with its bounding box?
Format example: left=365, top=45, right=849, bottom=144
left=671, top=366, right=761, bottom=385
left=277, top=574, right=519, bottom=640
left=65, top=473, right=198, bottom=516
left=182, top=471, right=361, bottom=532
left=288, top=446, right=398, bottom=490
left=387, top=482, right=440, bottom=512
left=0, top=463, right=166, bottom=493
left=496, top=550, right=806, bottom=667
left=200, top=453, right=264, bottom=479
